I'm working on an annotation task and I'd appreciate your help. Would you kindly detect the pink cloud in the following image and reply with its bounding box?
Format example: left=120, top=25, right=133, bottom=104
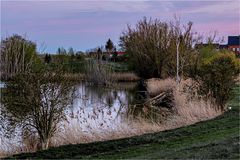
left=194, top=21, right=240, bottom=36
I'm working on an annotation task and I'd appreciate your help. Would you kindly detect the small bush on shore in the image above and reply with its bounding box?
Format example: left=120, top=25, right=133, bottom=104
left=198, top=53, right=239, bottom=110
left=187, top=50, right=240, bottom=110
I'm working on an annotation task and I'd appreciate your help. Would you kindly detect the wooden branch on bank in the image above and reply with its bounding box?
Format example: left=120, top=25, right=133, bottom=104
left=144, top=91, right=174, bottom=109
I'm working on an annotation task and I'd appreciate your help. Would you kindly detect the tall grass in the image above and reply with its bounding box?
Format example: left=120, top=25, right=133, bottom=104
left=146, top=78, right=222, bottom=127
left=146, top=78, right=176, bottom=96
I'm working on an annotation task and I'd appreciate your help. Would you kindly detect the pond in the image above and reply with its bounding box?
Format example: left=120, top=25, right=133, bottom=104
left=0, top=81, right=152, bottom=150
left=0, top=80, right=148, bottom=127
left=0, top=81, right=5, bottom=88
left=66, top=82, right=147, bottom=132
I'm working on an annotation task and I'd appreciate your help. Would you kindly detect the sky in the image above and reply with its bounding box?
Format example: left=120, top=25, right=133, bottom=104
left=1, top=0, right=240, bottom=53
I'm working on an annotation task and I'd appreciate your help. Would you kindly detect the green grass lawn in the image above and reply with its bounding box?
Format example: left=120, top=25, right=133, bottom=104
left=9, top=85, right=240, bottom=159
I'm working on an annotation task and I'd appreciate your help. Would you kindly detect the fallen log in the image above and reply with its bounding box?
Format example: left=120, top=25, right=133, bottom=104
left=144, top=90, right=174, bottom=109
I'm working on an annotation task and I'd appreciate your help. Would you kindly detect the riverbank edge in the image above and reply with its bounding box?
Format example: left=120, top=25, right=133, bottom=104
left=62, top=72, right=140, bottom=82
left=8, top=85, right=239, bottom=159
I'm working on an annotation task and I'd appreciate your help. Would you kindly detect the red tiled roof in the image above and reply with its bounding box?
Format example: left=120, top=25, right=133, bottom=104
left=116, top=52, right=125, bottom=55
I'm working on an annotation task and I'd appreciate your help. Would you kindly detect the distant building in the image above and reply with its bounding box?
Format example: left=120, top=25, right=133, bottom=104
left=195, top=35, right=240, bottom=55
left=228, top=36, right=240, bottom=54
left=114, top=52, right=126, bottom=56
left=195, top=43, right=220, bottom=50
left=219, top=44, right=228, bottom=49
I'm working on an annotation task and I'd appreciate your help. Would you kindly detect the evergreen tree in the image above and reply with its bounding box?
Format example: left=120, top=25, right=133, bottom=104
left=105, top=39, right=114, bottom=60
left=105, top=38, right=114, bottom=52
left=44, top=54, right=51, bottom=63
left=97, top=47, right=102, bottom=60
left=68, top=47, right=75, bottom=56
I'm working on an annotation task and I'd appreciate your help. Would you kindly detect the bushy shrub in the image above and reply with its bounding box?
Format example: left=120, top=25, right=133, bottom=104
left=198, top=52, right=239, bottom=110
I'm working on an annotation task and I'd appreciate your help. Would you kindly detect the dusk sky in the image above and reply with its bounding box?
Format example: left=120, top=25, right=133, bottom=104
left=1, top=0, right=240, bottom=53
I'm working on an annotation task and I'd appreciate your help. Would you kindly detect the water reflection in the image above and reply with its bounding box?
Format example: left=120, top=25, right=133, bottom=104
left=1, top=80, right=170, bottom=130
left=67, top=82, right=135, bottom=131
left=0, top=80, right=172, bottom=151
left=0, top=81, right=5, bottom=88
left=67, top=79, right=171, bottom=131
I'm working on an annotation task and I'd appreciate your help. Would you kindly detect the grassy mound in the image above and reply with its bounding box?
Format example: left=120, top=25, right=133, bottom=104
left=8, top=86, right=239, bottom=159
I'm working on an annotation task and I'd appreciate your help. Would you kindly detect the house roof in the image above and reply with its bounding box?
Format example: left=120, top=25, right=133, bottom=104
left=116, top=52, right=125, bottom=55
left=228, top=36, right=240, bottom=45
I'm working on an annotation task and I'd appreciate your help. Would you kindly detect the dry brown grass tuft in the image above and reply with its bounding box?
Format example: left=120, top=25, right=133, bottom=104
left=51, top=120, right=163, bottom=147
left=146, top=78, right=176, bottom=96
left=0, top=142, right=24, bottom=158
left=0, top=150, right=10, bottom=158
left=146, top=78, right=222, bottom=128
left=169, top=90, right=222, bottom=128
left=0, top=133, right=40, bottom=158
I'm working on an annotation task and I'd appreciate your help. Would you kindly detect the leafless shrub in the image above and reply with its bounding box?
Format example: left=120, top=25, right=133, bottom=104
left=1, top=68, right=76, bottom=150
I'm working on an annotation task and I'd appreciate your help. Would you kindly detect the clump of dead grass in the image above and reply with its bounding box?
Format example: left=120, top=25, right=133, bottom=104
left=146, top=78, right=222, bottom=128
left=146, top=78, right=176, bottom=96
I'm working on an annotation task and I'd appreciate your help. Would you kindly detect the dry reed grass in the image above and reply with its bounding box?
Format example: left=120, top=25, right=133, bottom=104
left=146, top=78, right=176, bottom=96
left=146, top=78, right=222, bottom=128
left=52, top=120, right=161, bottom=146
left=168, top=90, right=222, bottom=128
left=0, top=133, right=40, bottom=158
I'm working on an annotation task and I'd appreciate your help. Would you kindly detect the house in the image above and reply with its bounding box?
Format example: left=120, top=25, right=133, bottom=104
left=114, top=52, right=126, bottom=56
left=88, top=51, right=127, bottom=61
left=228, top=36, right=240, bottom=54
left=110, top=51, right=127, bottom=62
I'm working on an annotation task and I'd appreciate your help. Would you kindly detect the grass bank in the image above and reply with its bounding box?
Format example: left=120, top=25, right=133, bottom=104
left=8, top=85, right=239, bottom=159
left=62, top=72, right=140, bottom=82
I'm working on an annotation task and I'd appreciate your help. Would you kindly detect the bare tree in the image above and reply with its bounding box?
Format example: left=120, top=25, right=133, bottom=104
left=1, top=67, right=75, bottom=150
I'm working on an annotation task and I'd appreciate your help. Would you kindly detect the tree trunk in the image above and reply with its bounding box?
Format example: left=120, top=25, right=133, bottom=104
left=40, top=138, right=50, bottom=150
